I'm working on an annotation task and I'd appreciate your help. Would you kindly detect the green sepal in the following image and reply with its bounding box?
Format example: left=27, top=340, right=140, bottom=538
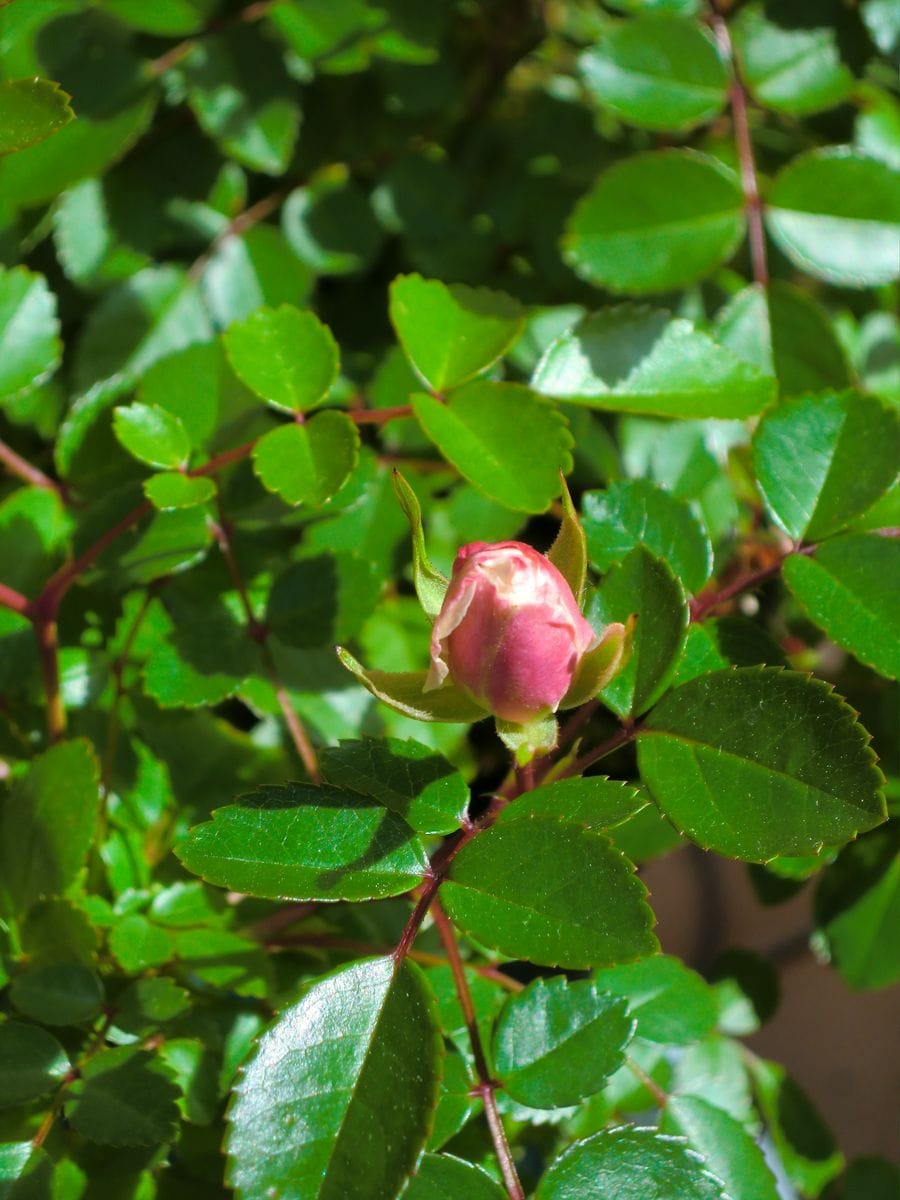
left=391, top=470, right=449, bottom=623
left=496, top=714, right=559, bottom=764
left=547, top=472, right=587, bottom=604
left=336, top=647, right=487, bottom=723
left=561, top=618, right=633, bottom=710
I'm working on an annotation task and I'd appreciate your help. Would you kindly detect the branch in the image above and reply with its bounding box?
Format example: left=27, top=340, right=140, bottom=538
left=0, top=438, right=68, bottom=502
left=35, top=616, right=65, bottom=743
left=431, top=898, right=525, bottom=1200
left=559, top=722, right=637, bottom=781
left=710, top=4, right=767, bottom=285
left=0, top=581, right=32, bottom=617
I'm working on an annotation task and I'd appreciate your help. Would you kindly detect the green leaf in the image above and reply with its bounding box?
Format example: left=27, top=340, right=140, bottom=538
left=282, top=175, right=384, bottom=276
left=0, top=267, right=61, bottom=402
left=112, top=402, right=191, bottom=469
left=0, top=1143, right=55, bottom=1199
left=73, top=266, right=213, bottom=394
left=266, top=552, right=381, bottom=648
left=0, top=78, right=74, bottom=156
left=673, top=1034, right=754, bottom=1120
left=99, top=0, right=217, bottom=35
left=20, top=898, right=98, bottom=965
left=493, top=977, right=635, bottom=1108
left=592, top=954, right=717, bottom=1045
left=9, top=963, right=104, bottom=1027
left=223, top=305, right=340, bottom=413
left=389, top=273, right=525, bottom=392
left=662, top=1095, right=780, bottom=1200
left=783, top=536, right=900, bottom=680
left=583, top=479, right=712, bottom=594
left=391, top=470, right=449, bottom=622
left=564, top=151, right=745, bottom=294
left=536, top=1126, right=728, bottom=1200
left=184, top=28, right=301, bottom=175
left=442, top=817, right=658, bottom=969
left=580, top=15, right=728, bottom=132
left=142, top=581, right=261, bottom=709
left=144, top=472, right=216, bottom=511
left=0, top=739, right=100, bottom=918
left=108, top=914, right=173, bottom=973
left=251, top=411, right=359, bottom=506
left=400, top=1154, right=506, bottom=1199
left=754, top=391, right=899, bottom=542
left=176, top=782, right=428, bottom=901
left=319, top=737, right=468, bottom=835
left=532, top=306, right=774, bottom=418
left=226, top=957, right=442, bottom=1200
left=201, top=225, right=314, bottom=329
left=412, top=383, right=572, bottom=513
left=498, top=777, right=646, bottom=831
left=766, top=149, right=900, bottom=288
left=587, top=547, right=688, bottom=718
left=64, top=1046, right=181, bottom=1147
left=814, top=825, right=900, bottom=990
left=732, top=2, right=855, bottom=115
left=0, top=1023, right=69, bottom=1110
left=637, top=668, right=886, bottom=861
left=336, top=648, right=488, bottom=723
left=748, top=1058, right=843, bottom=1196
left=715, top=282, right=851, bottom=397
left=138, top=342, right=222, bottom=449
left=115, top=977, right=192, bottom=1034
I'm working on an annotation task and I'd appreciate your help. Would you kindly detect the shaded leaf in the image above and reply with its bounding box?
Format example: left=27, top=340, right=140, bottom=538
left=753, top=391, right=899, bottom=541
left=583, top=479, right=712, bottom=594
left=401, top=1154, right=505, bottom=1199
left=0, top=1024, right=69, bottom=1110
left=10, top=963, right=104, bottom=1027
left=0, top=78, right=74, bottom=156
left=176, top=782, right=428, bottom=901
left=493, top=977, right=635, bottom=1108
left=0, top=739, right=100, bottom=918
left=532, top=306, right=774, bottom=418
left=638, top=668, right=886, bottom=861
left=587, top=547, right=688, bottom=718
left=64, top=1046, right=181, bottom=1147
left=748, top=1058, right=843, bottom=1196
left=319, top=737, right=468, bottom=835
left=413, top=382, right=572, bottom=513
left=814, top=825, right=900, bottom=990
left=442, top=817, right=658, bottom=969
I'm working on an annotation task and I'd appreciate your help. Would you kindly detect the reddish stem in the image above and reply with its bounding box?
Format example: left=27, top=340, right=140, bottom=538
left=0, top=438, right=67, bottom=502
left=0, top=582, right=32, bottom=617
left=560, top=722, right=636, bottom=781
left=35, top=617, right=65, bottom=743
left=40, top=501, right=151, bottom=616
left=431, top=899, right=525, bottom=1200
left=351, top=405, right=413, bottom=425
left=710, top=6, right=768, bottom=286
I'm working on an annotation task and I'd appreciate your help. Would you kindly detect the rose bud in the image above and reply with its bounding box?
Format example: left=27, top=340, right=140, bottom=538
left=424, top=540, right=600, bottom=725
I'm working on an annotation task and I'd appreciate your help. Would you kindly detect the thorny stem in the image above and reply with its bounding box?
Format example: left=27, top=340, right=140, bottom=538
left=431, top=899, right=525, bottom=1200
left=709, top=3, right=768, bottom=286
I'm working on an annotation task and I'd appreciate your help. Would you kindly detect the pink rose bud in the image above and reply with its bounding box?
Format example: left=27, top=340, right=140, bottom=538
left=424, top=540, right=599, bottom=724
